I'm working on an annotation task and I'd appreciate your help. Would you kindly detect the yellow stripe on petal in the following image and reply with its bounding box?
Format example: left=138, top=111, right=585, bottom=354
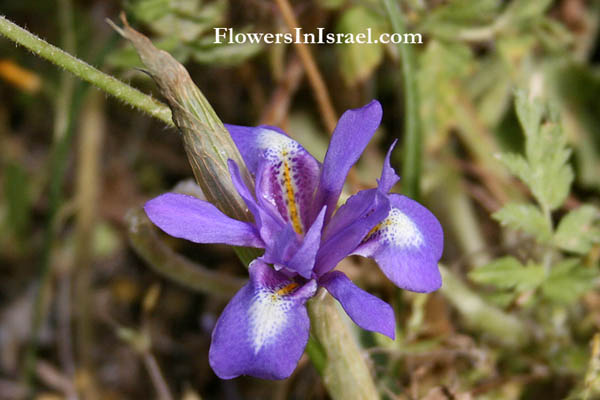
left=275, top=282, right=299, bottom=297
left=282, top=155, right=303, bottom=235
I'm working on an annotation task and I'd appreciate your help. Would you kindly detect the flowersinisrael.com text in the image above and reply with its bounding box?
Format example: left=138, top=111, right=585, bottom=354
left=214, top=27, right=422, bottom=45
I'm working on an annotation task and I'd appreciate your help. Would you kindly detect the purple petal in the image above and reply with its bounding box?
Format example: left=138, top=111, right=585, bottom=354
left=285, top=206, right=327, bottom=278
left=254, top=144, right=320, bottom=234
left=354, top=194, right=443, bottom=293
left=254, top=159, right=288, bottom=224
left=320, top=271, right=395, bottom=339
left=227, top=159, right=260, bottom=218
left=144, top=193, right=264, bottom=248
left=378, top=140, right=400, bottom=193
left=315, top=100, right=383, bottom=222
left=209, top=260, right=317, bottom=379
left=261, top=222, right=299, bottom=267
left=228, top=160, right=283, bottom=248
left=314, top=189, right=390, bottom=276
left=226, top=124, right=320, bottom=232
left=225, top=124, right=289, bottom=174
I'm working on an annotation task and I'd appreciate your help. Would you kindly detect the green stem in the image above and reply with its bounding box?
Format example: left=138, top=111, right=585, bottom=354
left=307, top=293, right=380, bottom=400
left=0, top=15, right=172, bottom=125
left=304, top=334, right=327, bottom=376
left=126, top=208, right=246, bottom=298
left=382, top=0, right=422, bottom=200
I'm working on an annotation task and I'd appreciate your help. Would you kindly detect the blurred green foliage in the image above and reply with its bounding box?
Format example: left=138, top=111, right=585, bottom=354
left=108, top=0, right=263, bottom=68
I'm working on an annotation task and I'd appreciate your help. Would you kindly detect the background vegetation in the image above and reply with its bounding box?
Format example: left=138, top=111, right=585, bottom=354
left=1, top=0, right=599, bottom=399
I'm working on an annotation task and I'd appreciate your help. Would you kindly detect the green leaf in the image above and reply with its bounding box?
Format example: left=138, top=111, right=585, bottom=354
left=503, top=91, right=574, bottom=211
left=130, top=0, right=227, bottom=41
left=493, top=202, right=552, bottom=242
left=467, top=57, right=512, bottom=127
left=320, top=0, right=346, bottom=10
left=128, top=0, right=170, bottom=23
left=469, top=256, right=545, bottom=291
left=541, top=259, right=597, bottom=304
left=188, top=37, right=263, bottom=66
left=504, top=0, right=554, bottom=22
left=484, top=291, right=517, bottom=308
left=514, top=89, right=544, bottom=138
left=336, top=6, right=385, bottom=86
left=419, top=40, right=473, bottom=138
left=553, top=205, right=600, bottom=254
left=420, top=0, right=501, bottom=39
left=496, top=152, right=529, bottom=182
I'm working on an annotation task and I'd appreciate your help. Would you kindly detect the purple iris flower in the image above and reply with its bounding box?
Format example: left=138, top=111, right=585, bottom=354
left=144, top=100, right=443, bottom=380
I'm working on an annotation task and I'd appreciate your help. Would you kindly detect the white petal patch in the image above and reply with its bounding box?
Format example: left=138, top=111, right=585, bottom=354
left=257, top=128, right=301, bottom=161
left=247, top=284, right=297, bottom=354
left=372, top=208, right=423, bottom=248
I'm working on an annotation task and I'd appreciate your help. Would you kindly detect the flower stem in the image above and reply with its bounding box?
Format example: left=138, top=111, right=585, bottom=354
left=0, top=15, right=173, bottom=126
left=126, top=208, right=246, bottom=298
left=381, top=0, right=422, bottom=200
left=307, top=292, right=380, bottom=400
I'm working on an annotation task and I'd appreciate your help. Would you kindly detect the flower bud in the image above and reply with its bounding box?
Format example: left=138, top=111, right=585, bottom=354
left=118, top=17, right=252, bottom=223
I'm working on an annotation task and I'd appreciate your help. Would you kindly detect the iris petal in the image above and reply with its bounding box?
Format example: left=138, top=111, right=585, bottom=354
left=377, top=140, right=400, bottom=193
left=228, top=159, right=283, bottom=248
left=226, top=124, right=290, bottom=174
left=144, top=193, right=264, bottom=248
left=353, top=194, right=443, bottom=293
left=252, top=131, right=320, bottom=233
left=286, top=206, right=327, bottom=278
left=209, top=260, right=316, bottom=379
left=314, top=189, right=390, bottom=275
left=315, top=100, right=383, bottom=222
left=261, top=222, right=299, bottom=268
left=320, top=271, right=395, bottom=338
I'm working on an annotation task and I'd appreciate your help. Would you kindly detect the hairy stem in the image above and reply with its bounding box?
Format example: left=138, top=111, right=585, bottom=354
left=0, top=15, right=172, bottom=125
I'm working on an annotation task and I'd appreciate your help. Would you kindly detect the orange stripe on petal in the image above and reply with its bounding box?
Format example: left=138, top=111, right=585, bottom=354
left=282, top=157, right=303, bottom=235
